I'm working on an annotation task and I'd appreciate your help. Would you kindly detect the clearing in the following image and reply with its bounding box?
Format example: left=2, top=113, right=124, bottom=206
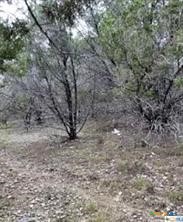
left=0, top=122, right=183, bottom=222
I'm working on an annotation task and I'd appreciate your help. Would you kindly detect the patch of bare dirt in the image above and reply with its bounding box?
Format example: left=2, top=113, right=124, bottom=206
left=0, top=124, right=183, bottom=221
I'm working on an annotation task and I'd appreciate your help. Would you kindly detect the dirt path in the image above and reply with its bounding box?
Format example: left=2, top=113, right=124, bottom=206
left=0, top=127, right=183, bottom=221
left=0, top=128, right=128, bottom=222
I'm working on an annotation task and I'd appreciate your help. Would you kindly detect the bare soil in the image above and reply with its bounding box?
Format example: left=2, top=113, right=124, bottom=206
left=0, top=123, right=183, bottom=222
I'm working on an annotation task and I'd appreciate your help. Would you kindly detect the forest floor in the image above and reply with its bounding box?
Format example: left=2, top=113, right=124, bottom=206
left=0, top=121, right=183, bottom=222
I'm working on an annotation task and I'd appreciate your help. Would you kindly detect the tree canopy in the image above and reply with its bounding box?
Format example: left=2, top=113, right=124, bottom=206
left=0, top=19, right=29, bottom=74
left=0, top=0, right=182, bottom=136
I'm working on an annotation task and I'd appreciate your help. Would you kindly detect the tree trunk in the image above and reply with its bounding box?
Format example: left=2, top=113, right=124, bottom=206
left=69, top=127, right=77, bottom=140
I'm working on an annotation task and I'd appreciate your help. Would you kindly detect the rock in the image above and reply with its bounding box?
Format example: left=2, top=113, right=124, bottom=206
left=112, top=128, right=121, bottom=136
left=18, top=216, right=36, bottom=222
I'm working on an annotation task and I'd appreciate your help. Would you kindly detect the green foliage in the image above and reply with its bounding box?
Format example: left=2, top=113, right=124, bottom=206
left=99, top=0, right=183, bottom=100
left=3, top=52, right=28, bottom=77
left=41, top=0, right=95, bottom=25
left=99, top=12, right=124, bottom=63
left=0, top=20, right=29, bottom=74
left=175, top=77, right=183, bottom=88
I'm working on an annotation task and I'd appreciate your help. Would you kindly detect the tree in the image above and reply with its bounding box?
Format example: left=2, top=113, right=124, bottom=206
left=23, top=0, right=96, bottom=140
left=0, top=16, right=29, bottom=125
left=98, top=0, right=183, bottom=132
left=0, top=20, right=28, bottom=74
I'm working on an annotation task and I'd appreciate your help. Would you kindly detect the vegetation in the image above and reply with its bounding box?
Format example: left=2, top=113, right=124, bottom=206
left=0, top=0, right=182, bottom=138
left=168, top=191, right=183, bottom=205
left=0, top=1, right=182, bottom=220
left=0, top=20, right=28, bottom=73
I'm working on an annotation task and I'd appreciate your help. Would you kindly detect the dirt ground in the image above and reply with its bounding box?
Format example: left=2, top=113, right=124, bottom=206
left=0, top=123, right=183, bottom=222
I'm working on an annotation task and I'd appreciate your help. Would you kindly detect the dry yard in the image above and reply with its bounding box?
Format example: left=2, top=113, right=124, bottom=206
left=0, top=122, right=183, bottom=222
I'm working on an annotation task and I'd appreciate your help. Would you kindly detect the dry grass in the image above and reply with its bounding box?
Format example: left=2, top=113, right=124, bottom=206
left=167, top=190, right=183, bottom=205
left=117, top=159, right=146, bottom=175
left=89, top=212, right=109, bottom=222
left=132, top=177, right=154, bottom=193
left=0, top=121, right=183, bottom=221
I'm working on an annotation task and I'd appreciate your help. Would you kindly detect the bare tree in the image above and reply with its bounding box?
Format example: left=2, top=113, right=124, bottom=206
left=23, top=0, right=95, bottom=139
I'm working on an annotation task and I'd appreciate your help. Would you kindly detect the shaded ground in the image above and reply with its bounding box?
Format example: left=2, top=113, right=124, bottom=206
left=0, top=123, right=183, bottom=222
